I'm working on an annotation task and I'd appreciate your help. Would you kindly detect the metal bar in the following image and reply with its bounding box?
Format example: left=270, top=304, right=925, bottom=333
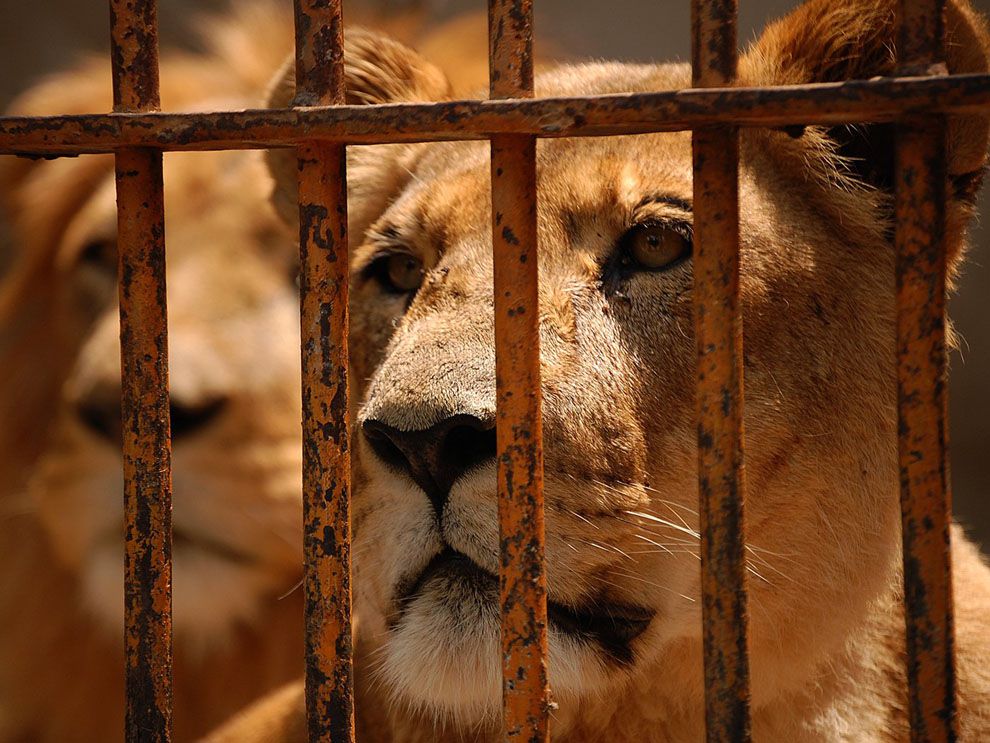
left=3, top=74, right=990, bottom=155
left=292, top=1, right=354, bottom=741
left=895, top=1, right=957, bottom=741
left=488, top=1, right=549, bottom=741
left=109, top=0, right=172, bottom=741
left=691, top=1, right=751, bottom=741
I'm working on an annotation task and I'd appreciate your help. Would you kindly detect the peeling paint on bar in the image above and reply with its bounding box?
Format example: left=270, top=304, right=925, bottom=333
left=691, top=1, right=752, bottom=741
left=109, top=0, right=160, bottom=113
left=489, top=1, right=550, bottom=741
left=109, top=1, right=173, bottom=741
left=293, top=1, right=355, bottom=742
left=2, top=75, right=990, bottom=155
left=895, top=1, right=958, bottom=741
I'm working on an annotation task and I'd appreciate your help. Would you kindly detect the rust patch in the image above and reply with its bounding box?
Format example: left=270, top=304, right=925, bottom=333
left=109, top=0, right=161, bottom=113
left=117, top=146, right=172, bottom=743
left=895, top=113, right=957, bottom=743
left=293, top=2, right=355, bottom=741
left=490, top=2, right=550, bottom=740
left=110, top=1, right=172, bottom=741
left=692, top=1, right=753, bottom=740
left=3, top=75, right=990, bottom=156
left=895, top=3, right=957, bottom=741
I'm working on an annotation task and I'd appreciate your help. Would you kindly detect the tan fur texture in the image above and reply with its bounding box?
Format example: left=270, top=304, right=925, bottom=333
left=0, top=4, right=498, bottom=741
left=206, top=1, right=990, bottom=741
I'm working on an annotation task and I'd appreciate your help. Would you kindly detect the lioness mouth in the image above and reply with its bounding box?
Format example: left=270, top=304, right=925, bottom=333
left=397, top=548, right=653, bottom=663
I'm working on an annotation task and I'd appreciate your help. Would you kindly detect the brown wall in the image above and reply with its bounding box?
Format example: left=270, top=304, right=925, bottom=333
left=1, top=0, right=988, bottom=548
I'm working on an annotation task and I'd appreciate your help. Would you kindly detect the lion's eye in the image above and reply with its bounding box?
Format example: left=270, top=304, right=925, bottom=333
left=78, top=238, right=118, bottom=275
left=623, top=222, right=691, bottom=271
left=386, top=254, right=424, bottom=292
left=369, top=253, right=424, bottom=294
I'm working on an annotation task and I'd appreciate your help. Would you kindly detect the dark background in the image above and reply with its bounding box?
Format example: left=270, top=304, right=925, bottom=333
left=1, top=0, right=987, bottom=547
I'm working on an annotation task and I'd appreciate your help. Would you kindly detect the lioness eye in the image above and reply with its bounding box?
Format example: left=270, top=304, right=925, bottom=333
left=624, top=222, right=691, bottom=271
left=387, top=254, right=424, bottom=292
left=78, top=238, right=118, bottom=274
left=369, top=253, right=424, bottom=294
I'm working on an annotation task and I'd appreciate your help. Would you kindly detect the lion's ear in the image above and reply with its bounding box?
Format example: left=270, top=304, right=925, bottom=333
left=742, top=0, right=990, bottom=199
left=264, top=29, right=451, bottom=234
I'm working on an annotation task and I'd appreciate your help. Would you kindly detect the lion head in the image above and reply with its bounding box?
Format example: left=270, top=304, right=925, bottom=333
left=256, top=0, right=990, bottom=739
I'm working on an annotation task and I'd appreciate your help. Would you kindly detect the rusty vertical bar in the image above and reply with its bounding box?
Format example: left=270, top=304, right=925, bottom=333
left=109, top=0, right=172, bottom=741
left=488, top=1, right=549, bottom=741
left=292, top=1, right=353, bottom=742
left=895, top=1, right=957, bottom=741
left=691, top=1, right=751, bottom=741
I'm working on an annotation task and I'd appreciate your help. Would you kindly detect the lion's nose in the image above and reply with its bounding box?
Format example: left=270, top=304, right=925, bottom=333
left=77, top=386, right=228, bottom=444
left=362, top=414, right=497, bottom=517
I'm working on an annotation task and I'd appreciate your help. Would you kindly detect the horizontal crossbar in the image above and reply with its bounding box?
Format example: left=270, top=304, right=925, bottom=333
left=1, top=73, right=987, bottom=156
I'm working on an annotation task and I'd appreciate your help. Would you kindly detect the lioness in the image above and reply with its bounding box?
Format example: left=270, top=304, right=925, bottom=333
left=209, top=0, right=990, bottom=740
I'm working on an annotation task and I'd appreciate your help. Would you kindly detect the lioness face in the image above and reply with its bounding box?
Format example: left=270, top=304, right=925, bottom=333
left=17, top=147, right=304, bottom=642
left=264, top=3, right=988, bottom=725
left=352, top=121, right=704, bottom=717
left=347, top=69, right=899, bottom=721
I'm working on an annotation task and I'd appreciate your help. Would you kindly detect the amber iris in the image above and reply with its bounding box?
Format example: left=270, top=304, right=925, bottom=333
left=627, top=223, right=691, bottom=271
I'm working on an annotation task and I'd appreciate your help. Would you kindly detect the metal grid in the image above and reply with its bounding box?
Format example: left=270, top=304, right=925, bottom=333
left=0, top=0, right=976, bottom=740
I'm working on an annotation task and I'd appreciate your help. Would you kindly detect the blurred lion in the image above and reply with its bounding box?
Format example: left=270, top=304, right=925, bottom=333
left=0, top=3, right=489, bottom=740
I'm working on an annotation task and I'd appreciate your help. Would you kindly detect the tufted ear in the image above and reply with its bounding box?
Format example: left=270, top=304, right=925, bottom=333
left=742, top=0, right=990, bottom=202
left=264, top=29, right=451, bottom=237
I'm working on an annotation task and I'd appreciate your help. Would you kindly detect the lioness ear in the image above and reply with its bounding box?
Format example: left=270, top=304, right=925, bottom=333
left=743, top=0, right=990, bottom=199
left=265, top=29, right=451, bottom=233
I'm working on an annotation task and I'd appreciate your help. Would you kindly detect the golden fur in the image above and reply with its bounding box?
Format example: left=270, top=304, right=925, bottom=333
left=208, top=0, right=990, bottom=741
left=0, top=4, right=493, bottom=741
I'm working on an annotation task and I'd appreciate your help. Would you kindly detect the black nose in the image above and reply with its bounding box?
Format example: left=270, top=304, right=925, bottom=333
left=362, top=414, right=497, bottom=517
left=77, top=388, right=227, bottom=444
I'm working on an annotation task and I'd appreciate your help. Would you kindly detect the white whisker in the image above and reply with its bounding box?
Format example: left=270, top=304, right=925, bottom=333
left=566, top=508, right=601, bottom=530
left=605, top=568, right=696, bottom=603
left=621, top=510, right=701, bottom=540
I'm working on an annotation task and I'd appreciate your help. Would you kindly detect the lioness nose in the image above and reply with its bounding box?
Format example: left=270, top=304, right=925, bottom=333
left=77, top=387, right=228, bottom=444
left=362, top=414, right=497, bottom=517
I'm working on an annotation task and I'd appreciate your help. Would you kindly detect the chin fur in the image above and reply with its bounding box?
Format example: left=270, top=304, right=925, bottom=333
left=373, top=587, right=614, bottom=728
